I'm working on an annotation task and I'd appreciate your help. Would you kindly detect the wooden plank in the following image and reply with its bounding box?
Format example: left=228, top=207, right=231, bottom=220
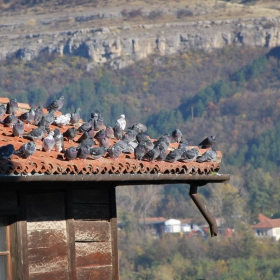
left=0, top=190, right=17, bottom=209
left=77, top=266, right=112, bottom=280
left=73, top=189, right=109, bottom=204
left=74, top=221, right=110, bottom=242
left=27, top=229, right=68, bottom=275
left=75, top=242, right=112, bottom=267
left=29, top=270, right=69, bottom=280
left=73, top=204, right=110, bottom=220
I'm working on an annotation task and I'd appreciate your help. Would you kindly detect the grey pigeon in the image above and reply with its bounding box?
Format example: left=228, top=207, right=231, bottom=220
left=64, top=146, right=78, bottom=161
left=108, top=145, right=123, bottom=160
left=181, top=148, right=199, bottom=162
left=171, top=128, right=182, bottom=143
left=94, top=129, right=106, bottom=143
left=23, top=125, right=45, bottom=141
left=113, top=123, right=123, bottom=140
left=42, top=131, right=55, bottom=152
left=134, top=142, right=146, bottom=160
left=154, top=133, right=171, bottom=147
left=165, top=148, right=184, bottom=163
left=78, top=135, right=95, bottom=149
left=70, top=108, right=81, bottom=124
left=198, top=136, right=216, bottom=149
left=129, top=123, right=147, bottom=133
left=93, top=117, right=104, bottom=131
left=63, top=127, right=78, bottom=143
left=53, top=128, right=65, bottom=152
left=77, top=131, right=91, bottom=143
left=157, top=149, right=167, bottom=162
left=196, top=148, right=217, bottom=163
left=15, top=141, right=36, bottom=159
left=90, top=146, right=107, bottom=160
left=19, top=108, right=35, bottom=126
left=78, top=122, right=92, bottom=133
left=178, top=141, right=188, bottom=151
left=0, top=144, right=15, bottom=159
left=123, top=130, right=137, bottom=142
left=34, top=105, right=44, bottom=124
left=6, top=99, right=18, bottom=114
left=143, top=145, right=161, bottom=162
left=115, top=114, right=126, bottom=130
left=77, top=145, right=91, bottom=161
left=105, top=126, right=114, bottom=139
left=46, top=96, right=64, bottom=112
left=136, top=133, right=149, bottom=143
left=91, top=110, right=101, bottom=121
left=100, top=137, right=110, bottom=149
left=113, top=140, right=129, bottom=152
left=0, top=104, right=6, bottom=120
left=3, top=112, right=18, bottom=127
left=12, top=120, right=24, bottom=138
left=37, top=111, right=54, bottom=133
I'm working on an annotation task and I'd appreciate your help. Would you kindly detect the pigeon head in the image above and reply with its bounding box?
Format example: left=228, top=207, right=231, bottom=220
left=120, top=114, right=125, bottom=119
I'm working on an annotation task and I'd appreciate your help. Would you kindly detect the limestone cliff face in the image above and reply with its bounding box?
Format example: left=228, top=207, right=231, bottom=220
left=1, top=16, right=280, bottom=69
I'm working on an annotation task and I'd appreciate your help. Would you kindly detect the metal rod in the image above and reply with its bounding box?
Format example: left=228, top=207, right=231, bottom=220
left=189, top=185, right=218, bottom=237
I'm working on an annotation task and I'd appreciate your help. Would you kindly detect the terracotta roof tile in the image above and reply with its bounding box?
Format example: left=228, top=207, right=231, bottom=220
left=0, top=99, right=222, bottom=176
left=251, top=214, right=280, bottom=229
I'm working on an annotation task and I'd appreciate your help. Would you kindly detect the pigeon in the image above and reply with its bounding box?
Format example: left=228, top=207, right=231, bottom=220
left=46, top=96, right=64, bottom=112
left=70, top=108, right=81, bottom=124
left=181, top=148, right=199, bottom=162
left=12, top=120, right=24, bottom=138
left=15, top=141, right=36, bottom=159
left=198, top=136, right=216, bottom=149
left=23, top=125, right=45, bottom=141
left=157, top=148, right=167, bottom=162
left=196, top=148, right=217, bottom=163
left=105, top=126, right=114, bottom=139
left=93, top=117, right=104, bottom=131
left=154, top=133, right=171, bottom=147
left=136, top=133, right=149, bottom=143
left=34, top=105, right=44, bottom=124
left=64, top=146, right=78, bottom=161
left=91, top=110, right=101, bottom=121
left=171, top=128, right=182, bottom=143
left=123, top=129, right=137, bottom=142
left=0, top=104, right=6, bottom=120
left=54, top=113, right=71, bottom=127
left=115, top=114, right=126, bottom=130
left=165, top=148, right=184, bottom=163
left=113, top=123, right=123, bottom=140
left=100, top=137, right=110, bottom=149
left=42, top=131, right=55, bottom=152
left=77, top=131, right=91, bottom=143
left=94, top=129, right=106, bottom=143
left=113, top=140, right=129, bottom=152
left=144, top=139, right=154, bottom=152
left=6, top=99, right=18, bottom=114
left=19, top=108, right=35, bottom=126
left=53, top=128, right=65, bottom=152
left=63, top=127, right=78, bottom=143
left=108, top=145, right=123, bottom=160
left=129, top=123, right=147, bottom=133
left=3, top=112, right=18, bottom=127
left=178, top=141, right=188, bottom=151
left=77, top=135, right=95, bottom=149
left=78, top=122, right=92, bottom=133
left=90, top=146, right=107, bottom=160
left=77, top=145, right=91, bottom=161
left=134, top=142, right=146, bottom=160
left=37, top=111, right=54, bottom=133
left=143, top=145, right=161, bottom=162
left=0, top=144, right=15, bottom=160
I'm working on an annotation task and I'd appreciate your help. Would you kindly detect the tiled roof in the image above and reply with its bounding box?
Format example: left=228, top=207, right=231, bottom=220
left=0, top=98, right=222, bottom=176
left=251, top=214, right=280, bottom=229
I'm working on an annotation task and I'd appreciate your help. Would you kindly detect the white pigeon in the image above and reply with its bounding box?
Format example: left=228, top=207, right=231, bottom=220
left=115, top=114, right=126, bottom=130
left=43, top=131, right=55, bottom=152
left=54, top=113, right=71, bottom=127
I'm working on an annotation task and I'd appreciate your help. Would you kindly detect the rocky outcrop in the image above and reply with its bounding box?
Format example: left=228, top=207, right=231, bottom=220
left=1, top=16, right=280, bottom=69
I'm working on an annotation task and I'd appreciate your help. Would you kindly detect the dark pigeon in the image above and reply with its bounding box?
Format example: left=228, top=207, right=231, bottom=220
left=122, top=129, right=137, bottom=142
left=154, top=133, right=171, bottom=147
left=136, top=133, right=149, bottom=143
left=157, top=149, right=167, bottom=162
left=113, top=140, right=129, bottom=152
left=113, top=123, right=123, bottom=140
left=134, top=142, right=146, bottom=160
left=77, top=131, right=91, bottom=143
left=53, top=128, right=65, bottom=152
left=78, top=122, right=92, bottom=133
left=37, top=111, right=54, bottom=133
left=94, top=129, right=106, bottom=144
left=144, top=139, right=154, bottom=152
left=13, top=120, right=25, bottom=138
left=171, top=128, right=182, bottom=143
left=129, top=123, right=147, bottom=133
left=91, top=110, right=101, bottom=121
left=77, top=145, right=91, bottom=161
left=99, top=137, right=110, bottom=149
left=19, top=108, right=35, bottom=126
left=143, top=145, right=161, bottom=162
left=15, top=141, right=36, bottom=159
left=0, top=104, right=6, bottom=120
left=196, top=148, right=217, bottom=163
left=0, top=144, right=15, bottom=160
left=165, top=148, right=184, bottom=163
left=181, top=148, right=199, bottom=162
left=63, top=127, right=78, bottom=143
left=34, top=105, right=44, bottom=125
left=108, top=145, right=123, bottom=160
left=64, top=146, right=78, bottom=161
left=3, top=112, right=18, bottom=127
left=105, top=126, right=114, bottom=139
left=198, top=136, right=216, bottom=149
left=70, top=108, right=81, bottom=124
left=93, top=117, right=104, bottom=131
left=78, top=135, right=95, bottom=149
left=90, top=146, right=107, bottom=160
left=178, top=141, right=188, bottom=151
left=6, top=99, right=18, bottom=114
left=43, top=131, right=55, bottom=152
left=46, top=96, right=64, bottom=112
left=23, top=125, right=45, bottom=141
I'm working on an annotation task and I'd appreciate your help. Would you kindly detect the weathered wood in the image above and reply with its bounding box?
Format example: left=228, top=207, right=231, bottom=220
left=74, top=221, right=110, bottom=242
left=0, top=190, right=17, bottom=209
left=29, top=269, right=69, bottom=280
left=73, top=204, right=110, bottom=220
left=27, top=229, right=68, bottom=275
left=77, top=265, right=112, bottom=280
left=73, top=188, right=109, bottom=204
left=75, top=242, right=112, bottom=267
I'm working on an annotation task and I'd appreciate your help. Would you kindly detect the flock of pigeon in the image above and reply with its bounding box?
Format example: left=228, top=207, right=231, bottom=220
left=0, top=97, right=217, bottom=163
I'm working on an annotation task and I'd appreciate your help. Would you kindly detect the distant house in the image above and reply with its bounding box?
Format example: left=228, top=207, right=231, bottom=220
left=251, top=214, right=280, bottom=241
